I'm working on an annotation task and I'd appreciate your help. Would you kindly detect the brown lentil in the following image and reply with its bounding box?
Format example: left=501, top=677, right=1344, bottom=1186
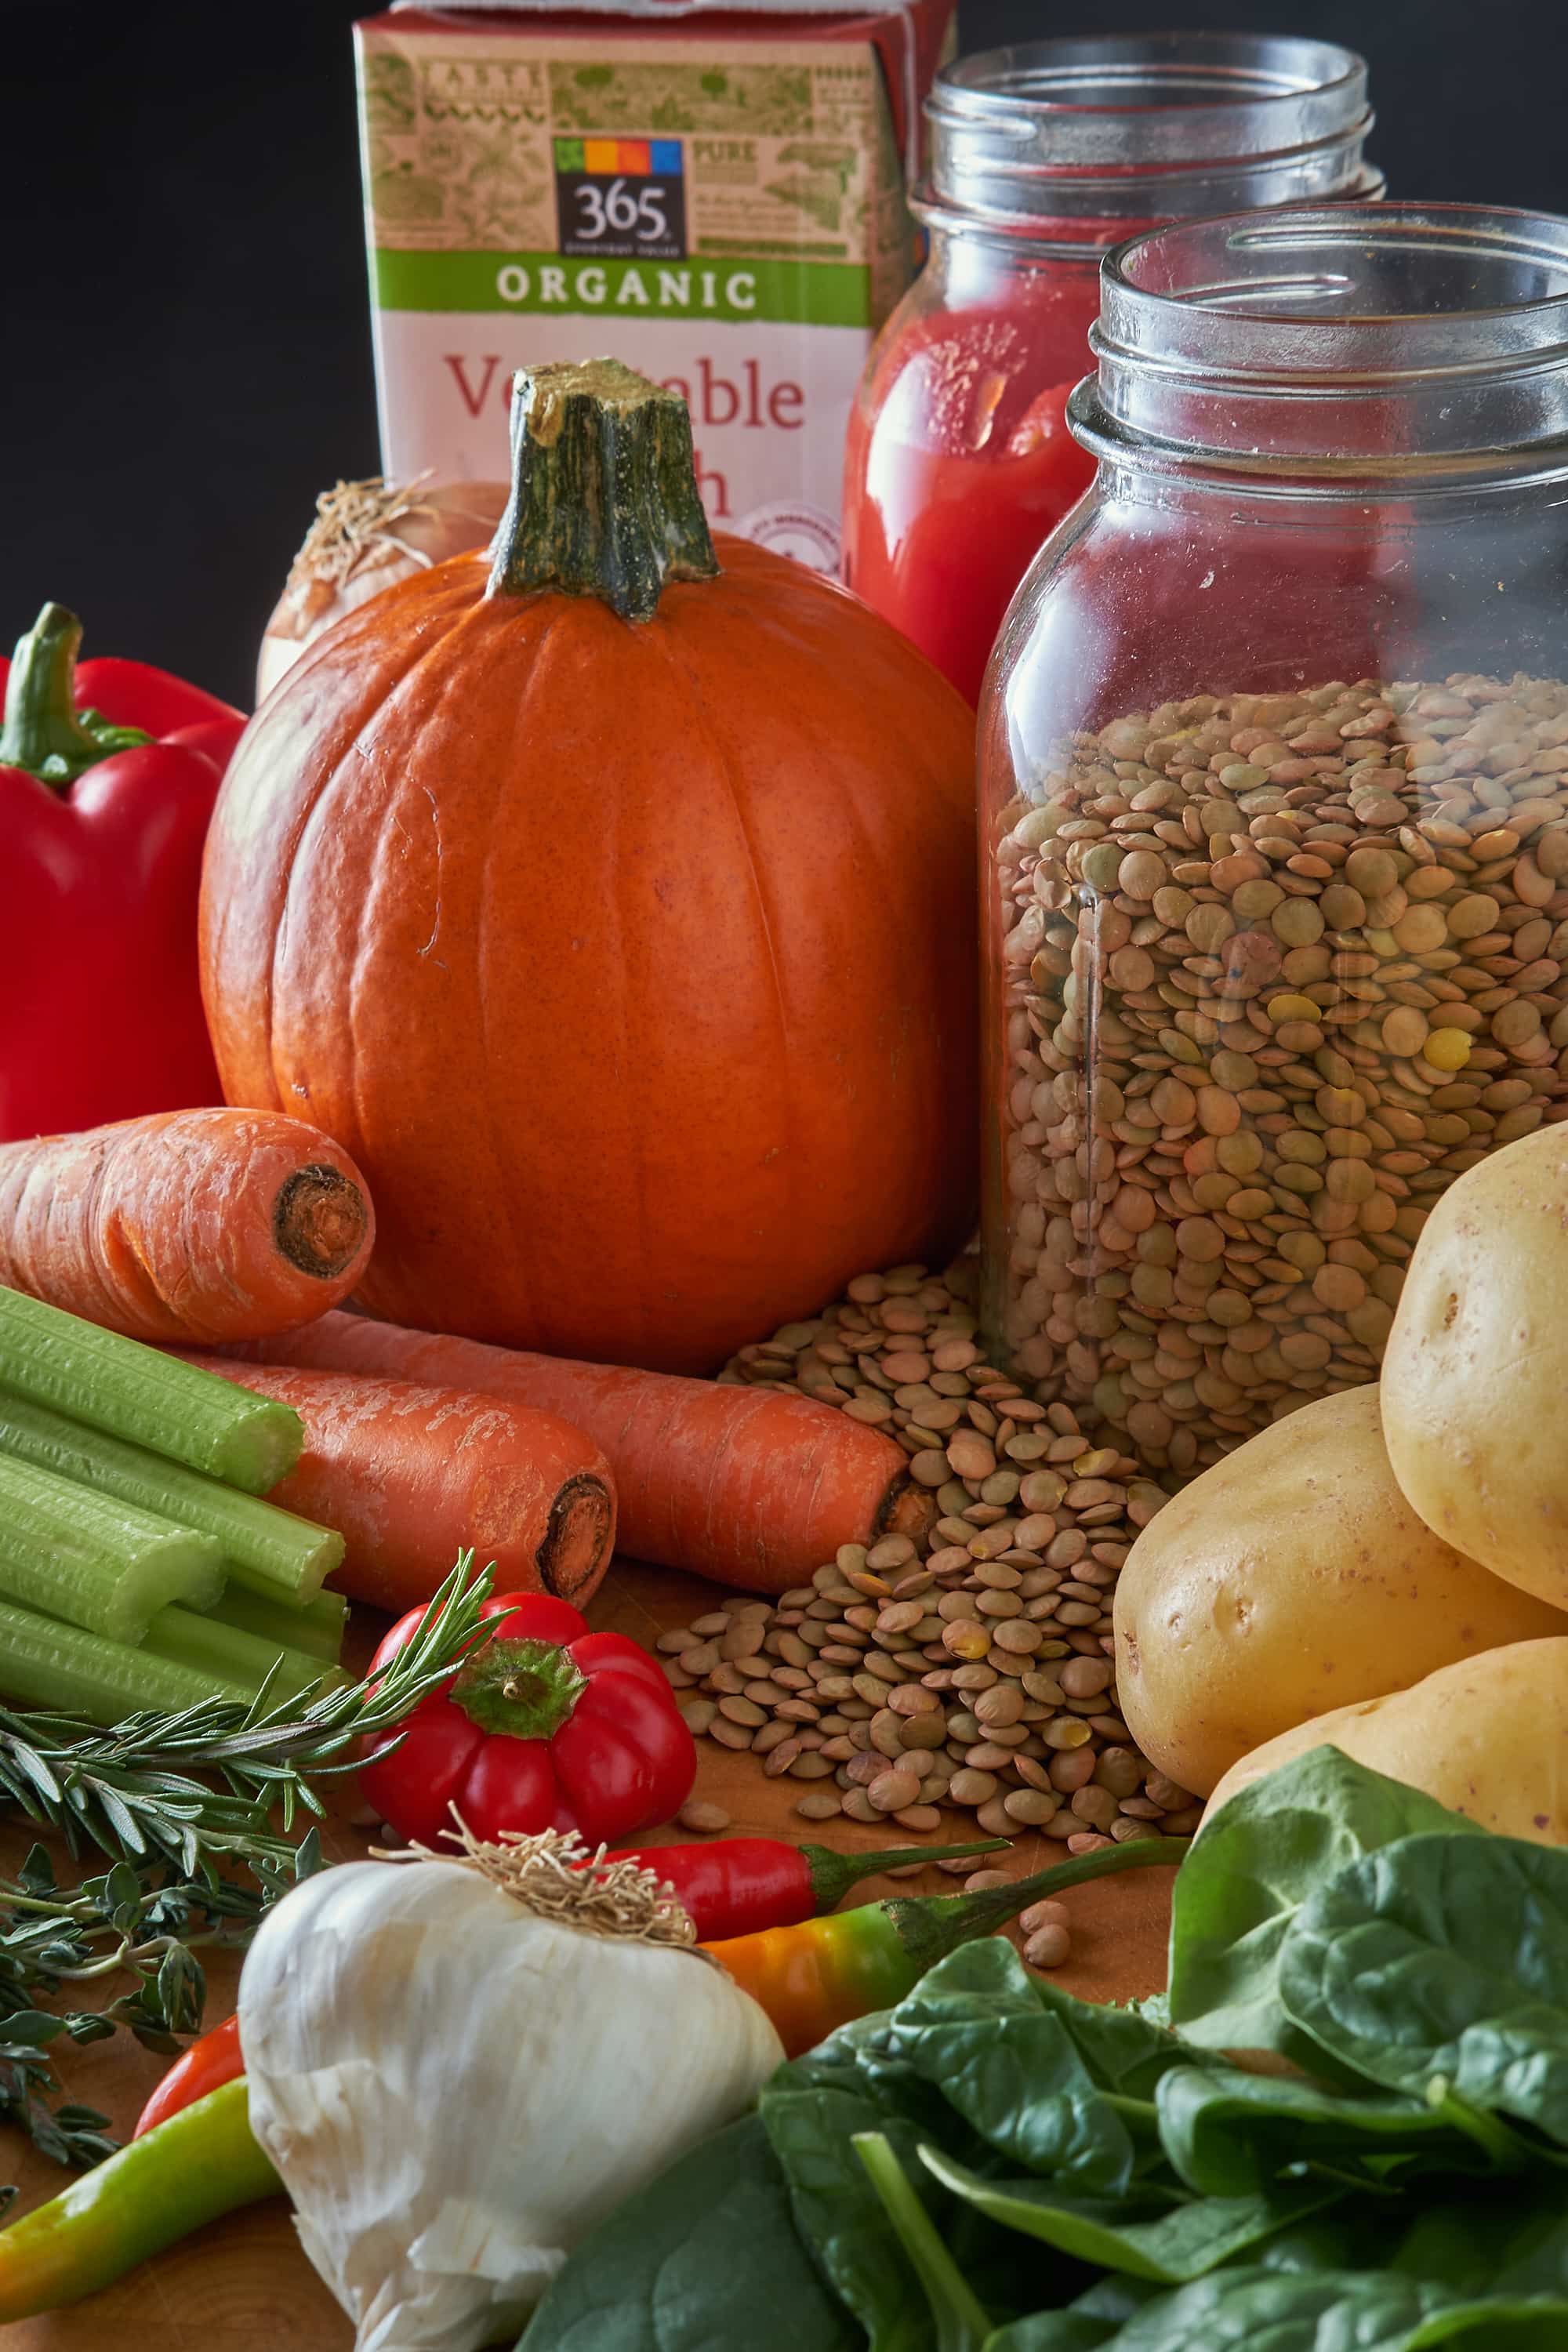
left=677, top=1801, right=731, bottom=1834
left=990, top=674, right=1568, bottom=1477
left=650, top=1259, right=1201, bottom=1868
left=1023, top=1922, right=1073, bottom=1969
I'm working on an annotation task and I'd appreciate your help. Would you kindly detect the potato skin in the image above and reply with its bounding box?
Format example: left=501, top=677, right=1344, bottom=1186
left=1112, top=1385, right=1568, bottom=1798
left=1203, top=1638, right=1568, bottom=1846
left=1382, top=1124, right=1568, bottom=1613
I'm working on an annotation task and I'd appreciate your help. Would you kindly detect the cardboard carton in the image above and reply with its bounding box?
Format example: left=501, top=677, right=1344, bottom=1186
left=356, top=0, right=954, bottom=566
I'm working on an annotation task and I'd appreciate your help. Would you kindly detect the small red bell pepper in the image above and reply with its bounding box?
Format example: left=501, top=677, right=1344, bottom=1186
left=0, top=601, right=247, bottom=1143
left=358, top=1590, right=697, bottom=1847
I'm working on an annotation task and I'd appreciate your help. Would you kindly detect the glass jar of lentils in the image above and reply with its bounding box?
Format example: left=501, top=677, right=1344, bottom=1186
left=981, top=205, right=1568, bottom=1483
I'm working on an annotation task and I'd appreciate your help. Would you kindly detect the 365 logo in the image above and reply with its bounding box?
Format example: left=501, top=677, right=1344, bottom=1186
left=554, top=138, right=686, bottom=261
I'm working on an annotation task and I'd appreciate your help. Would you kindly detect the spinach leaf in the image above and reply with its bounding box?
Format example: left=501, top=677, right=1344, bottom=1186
left=517, top=2114, right=859, bottom=2352
left=920, top=2143, right=1345, bottom=2284
left=1103, top=2267, right=1568, bottom=2350
left=984, top=2278, right=1163, bottom=2350
left=881, top=1943, right=1164, bottom=2198
left=1385, top=2188, right=1568, bottom=2299
left=762, top=2084, right=939, bottom=2352
left=1155, top=2062, right=1500, bottom=2198
left=1167, top=1748, right=1486, bottom=2067
left=1025, top=1975, right=1192, bottom=2109
left=1279, top=1834, right=1568, bottom=2144
left=763, top=1984, right=1034, bottom=2349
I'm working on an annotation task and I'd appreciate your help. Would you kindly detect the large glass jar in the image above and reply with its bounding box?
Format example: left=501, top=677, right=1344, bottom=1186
left=981, top=205, right=1568, bottom=1484
left=842, top=34, right=1382, bottom=704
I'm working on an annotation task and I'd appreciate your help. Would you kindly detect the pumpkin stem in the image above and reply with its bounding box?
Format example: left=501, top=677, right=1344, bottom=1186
left=486, top=359, right=720, bottom=623
left=0, top=604, right=153, bottom=792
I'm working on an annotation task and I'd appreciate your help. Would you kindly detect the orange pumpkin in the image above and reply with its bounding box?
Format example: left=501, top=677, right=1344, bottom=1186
left=201, top=361, right=978, bottom=1374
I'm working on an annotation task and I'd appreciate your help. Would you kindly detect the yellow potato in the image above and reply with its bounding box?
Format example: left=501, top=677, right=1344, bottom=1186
left=1112, top=1385, right=1568, bottom=1798
left=1382, top=1123, right=1568, bottom=1612
left=1204, top=1637, right=1568, bottom=1845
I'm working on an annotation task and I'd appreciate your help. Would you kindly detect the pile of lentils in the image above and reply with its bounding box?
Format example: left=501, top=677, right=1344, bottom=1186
left=991, top=673, right=1568, bottom=1481
left=657, top=1256, right=1200, bottom=1898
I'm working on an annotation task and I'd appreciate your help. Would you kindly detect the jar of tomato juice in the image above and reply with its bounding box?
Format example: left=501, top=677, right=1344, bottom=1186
left=842, top=34, right=1383, bottom=703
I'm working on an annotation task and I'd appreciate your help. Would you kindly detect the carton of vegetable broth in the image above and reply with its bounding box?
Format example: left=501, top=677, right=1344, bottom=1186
left=355, top=0, right=955, bottom=568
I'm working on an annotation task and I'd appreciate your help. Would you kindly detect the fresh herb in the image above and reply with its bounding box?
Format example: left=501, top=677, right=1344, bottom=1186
left=0, top=1552, right=492, bottom=2176
left=521, top=1749, right=1568, bottom=2352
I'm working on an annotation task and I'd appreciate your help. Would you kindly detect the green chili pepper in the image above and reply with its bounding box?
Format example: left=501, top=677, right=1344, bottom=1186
left=0, top=2078, right=278, bottom=2318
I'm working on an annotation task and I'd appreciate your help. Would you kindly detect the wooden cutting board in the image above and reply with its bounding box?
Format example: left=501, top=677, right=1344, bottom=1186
left=3, top=1561, right=1175, bottom=2348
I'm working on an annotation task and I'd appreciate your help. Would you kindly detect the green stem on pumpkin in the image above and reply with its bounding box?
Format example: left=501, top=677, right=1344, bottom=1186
left=485, top=359, right=720, bottom=624
left=0, top=604, right=152, bottom=789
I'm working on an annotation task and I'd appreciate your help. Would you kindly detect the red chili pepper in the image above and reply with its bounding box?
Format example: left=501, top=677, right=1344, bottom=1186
left=132, top=2013, right=243, bottom=2140
left=0, top=603, right=247, bottom=1143
left=358, top=1590, right=696, bottom=1848
left=614, top=1833, right=1012, bottom=1941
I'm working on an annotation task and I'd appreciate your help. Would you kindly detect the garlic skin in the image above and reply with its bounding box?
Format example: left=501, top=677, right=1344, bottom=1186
left=238, top=1859, right=785, bottom=2351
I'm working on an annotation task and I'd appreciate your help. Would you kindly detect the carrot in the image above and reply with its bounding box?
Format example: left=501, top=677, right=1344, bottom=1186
left=220, top=1313, right=932, bottom=1595
left=169, top=1356, right=616, bottom=1613
left=0, top=1110, right=375, bottom=1346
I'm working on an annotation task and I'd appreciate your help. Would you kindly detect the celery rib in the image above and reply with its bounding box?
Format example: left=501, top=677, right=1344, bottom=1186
left=144, top=1606, right=346, bottom=1704
left=203, top=1581, right=347, bottom=1663
left=0, top=1454, right=224, bottom=1643
left=0, top=1290, right=302, bottom=1494
left=0, top=1596, right=255, bottom=1723
left=0, top=1390, right=339, bottom=1602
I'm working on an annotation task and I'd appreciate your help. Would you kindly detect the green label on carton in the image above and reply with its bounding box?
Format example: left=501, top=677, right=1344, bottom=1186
left=371, top=249, right=873, bottom=328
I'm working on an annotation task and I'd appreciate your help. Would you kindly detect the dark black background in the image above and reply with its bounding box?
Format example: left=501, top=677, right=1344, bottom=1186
left=8, top=0, right=1566, bottom=706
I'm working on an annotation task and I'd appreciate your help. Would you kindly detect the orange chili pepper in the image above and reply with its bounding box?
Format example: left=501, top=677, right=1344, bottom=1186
left=704, top=1835, right=1188, bottom=2056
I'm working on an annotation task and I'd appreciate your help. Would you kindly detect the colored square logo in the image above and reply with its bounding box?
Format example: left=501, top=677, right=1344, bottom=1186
left=650, top=140, right=683, bottom=176
left=583, top=139, right=619, bottom=176
left=553, top=136, right=585, bottom=172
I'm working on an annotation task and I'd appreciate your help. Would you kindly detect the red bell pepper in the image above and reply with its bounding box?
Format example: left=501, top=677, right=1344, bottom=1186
left=0, top=602, right=247, bottom=1143
left=358, top=1590, right=696, bottom=1847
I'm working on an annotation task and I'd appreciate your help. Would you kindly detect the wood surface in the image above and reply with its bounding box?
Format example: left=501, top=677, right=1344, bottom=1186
left=3, top=1559, right=1176, bottom=2349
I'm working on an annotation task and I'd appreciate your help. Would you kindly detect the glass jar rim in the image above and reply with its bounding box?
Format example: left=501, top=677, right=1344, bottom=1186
left=1073, top=203, right=1568, bottom=486
left=922, top=31, right=1377, bottom=231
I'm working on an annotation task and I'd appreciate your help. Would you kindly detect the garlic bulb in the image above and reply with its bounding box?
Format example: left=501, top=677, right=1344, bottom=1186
left=257, top=477, right=509, bottom=703
left=238, top=1839, right=785, bottom=2351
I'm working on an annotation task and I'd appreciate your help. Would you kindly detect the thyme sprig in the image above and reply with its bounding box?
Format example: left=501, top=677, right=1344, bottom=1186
left=0, top=1553, right=492, bottom=2178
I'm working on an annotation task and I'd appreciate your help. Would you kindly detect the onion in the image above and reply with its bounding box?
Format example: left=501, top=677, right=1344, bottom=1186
left=257, top=475, right=510, bottom=702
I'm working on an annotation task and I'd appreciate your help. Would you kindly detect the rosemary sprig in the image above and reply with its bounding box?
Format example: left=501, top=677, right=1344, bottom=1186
left=0, top=1552, right=492, bottom=2176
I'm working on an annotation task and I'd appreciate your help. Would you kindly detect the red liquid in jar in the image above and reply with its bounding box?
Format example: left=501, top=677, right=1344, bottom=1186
left=843, top=270, right=1104, bottom=704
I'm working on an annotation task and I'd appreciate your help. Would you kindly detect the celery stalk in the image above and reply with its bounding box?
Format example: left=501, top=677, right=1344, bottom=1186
left=0, top=1390, right=339, bottom=1602
left=144, top=1606, right=346, bottom=1704
left=0, top=1291, right=302, bottom=1494
left=0, top=1596, right=256, bottom=1723
left=202, top=1581, right=347, bottom=1663
left=0, top=1452, right=224, bottom=1643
